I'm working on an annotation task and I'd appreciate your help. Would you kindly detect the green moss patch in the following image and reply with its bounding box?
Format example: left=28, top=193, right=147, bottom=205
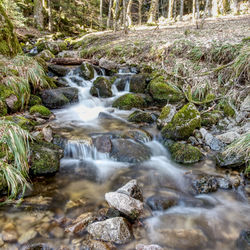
left=30, top=105, right=51, bottom=116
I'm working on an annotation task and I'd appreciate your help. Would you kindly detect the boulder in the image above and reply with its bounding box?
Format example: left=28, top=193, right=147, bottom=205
left=90, top=77, right=112, bottom=98
left=87, top=217, right=133, bottom=244
left=99, top=58, right=118, bottom=71
left=121, top=129, right=152, bottom=143
left=128, top=110, right=155, bottom=124
left=216, top=150, right=245, bottom=168
left=105, top=192, right=143, bottom=219
left=168, top=142, right=204, bottom=164
left=146, top=195, right=177, bottom=211
left=36, top=50, right=55, bottom=62
left=200, top=128, right=224, bottom=151
left=48, top=64, right=70, bottom=77
left=116, top=179, right=143, bottom=201
left=41, top=87, right=78, bottom=109
left=157, top=104, right=176, bottom=129
left=192, top=176, right=218, bottom=194
left=79, top=62, right=95, bottom=80
left=130, top=74, right=148, bottom=93
left=216, top=131, right=240, bottom=144
left=149, top=76, right=183, bottom=103
left=114, top=76, right=129, bottom=91
left=112, top=93, right=146, bottom=110
left=30, top=105, right=51, bottom=117
left=29, top=140, right=63, bottom=176
left=161, top=103, right=201, bottom=140
left=93, top=135, right=112, bottom=153
left=110, top=139, right=151, bottom=163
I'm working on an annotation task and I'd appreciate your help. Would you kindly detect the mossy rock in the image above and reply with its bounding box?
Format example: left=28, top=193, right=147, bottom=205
left=112, top=93, right=146, bottom=110
left=217, top=100, right=235, bottom=118
left=201, top=110, right=222, bottom=127
left=30, top=140, right=63, bottom=176
left=130, top=74, right=148, bottom=93
left=90, top=77, right=112, bottom=98
left=161, top=103, right=201, bottom=140
left=0, top=4, right=22, bottom=56
left=0, top=84, right=21, bottom=113
left=148, top=76, right=183, bottom=103
left=79, top=62, right=95, bottom=80
left=4, top=115, right=36, bottom=131
left=0, top=100, right=7, bottom=116
left=169, top=142, right=204, bottom=164
left=244, top=165, right=250, bottom=179
left=157, top=104, right=176, bottom=129
left=36, top=49, right=55, bottom=62
left=128, top=110, right=154, bottom=124
left=29, top=95, right=42, bottom=107
left=30, top=105, right=51, bottom=117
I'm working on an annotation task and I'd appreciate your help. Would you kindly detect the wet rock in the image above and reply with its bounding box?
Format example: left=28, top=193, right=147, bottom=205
left=93, top=135, right=112, bottom=153
left=136, top=244, right=163, bottom=250
left=130, top=74, right=148, bottom=93
left=30, top=140, right=63, bottom=176
left=99, top=58, right=118, bottom=71
left=78, top=62, right=95, bottom=80
left=41, top=87, right=78, bottom=109
left=157, top=104, right=176, bottom=129
left=114, top=76, right=129, bottom=91
left=87, top=217, right=133, bottom=244
left=155, top=228, right=207, bottom=249
left=168, top=142, right=204, bottom=164
left=110, top=139, right=151, bottom=163
left=146, top=195, right=178, bottom=211
left=128, top=110, right=155, bottom=124
left=105, top=192, right=143, bottom=220
left=240, top=95, right=250, bottom=112
left=117, top=179, right=143, bottom=201
left=42, top=126, right=53, bottom=142
left=21, top=243, right=53, bottom=250
left=217, top=177, right=232, bottom=189
left=90, top=77, right=112, bottom=98
left=236, top=230, right=250, bottom=249
left=50, top=226, right=64, bottom=238
left=18, top=229, right=37, bottom=245
left=216, top=131, right=240, bottom=144
left=192, top=176, right=218, bottom=194
left=48, top=64, right=70, bottom=76
left=161, top=103, right=201, bottom=140
left=200, top=128, right=223, bottom=151
left=2, top=223, right=18, bottom=243
left=112, top=93, right=146, bottom=110
left=121, top=129, right=152, bottom=143
left=82, top=239, right=115, bottom=250
left=65, top=212, right=95, bottom=234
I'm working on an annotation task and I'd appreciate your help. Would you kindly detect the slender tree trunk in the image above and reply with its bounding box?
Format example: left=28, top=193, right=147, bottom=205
left=173, top=0, right=177, bottom=21
left=168, top=0, right=174, bottom=19
left=196, top=0, right=200, bottom=19
left=192, top=0, right=196, bottom=22
left=212, top=0, right=219, bottom=16
left=107, top=0, right=113, bottom=28
left=123, top=0, right=128, bottom=33
left=179, top=0, right=184, bottom=21
left=34, top=0, right=44, bottom=30
left=127, top=0, right=133, bottom=26
left=200, top=0, right=209, bottom=28
left=138, top=0, right=143, bottom=25
left=100, top=0, right=104, bottom=28
left=114, top=0, right=121, bottom=31
left=147, top=0, right=158, bottom=23
left=48, top=0, right=52, bottom=32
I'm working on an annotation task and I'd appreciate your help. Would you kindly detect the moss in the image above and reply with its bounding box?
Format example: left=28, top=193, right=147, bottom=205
left=201, top=110, right=222, bottom=127
left=80, top=62, right=95, bottom=80
left=169, top=142, right=203, bottom=164
left=244, top=165, right=250, bottom=178
left=128, top=110, right=154, bottom=124
left=0, top=100, right=7, bottom=116
left=217, top=100, right=235, bottom=117
left=29, top=94, right=42, bottom=107
left=158, top=105, right=171, bottom=120
left=161, top=103, right=201, bottom=140
left=112, top=93, right=146, bottom=110
left=30, top=140, right=63, bottom=176
left=36, top=49, right=55, bottom=62
left=30, top=105, right=51, bottom=116
left=5, top=115, right=36, bottom=131
left=0, top=3, right=22, bottom=56
left=44, top=75, right=57, bottom=88
left=149, top=76, right=183, bottom=103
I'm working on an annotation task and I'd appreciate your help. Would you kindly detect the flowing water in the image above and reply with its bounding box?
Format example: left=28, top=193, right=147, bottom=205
left=0, top=67, right=249, bottom=250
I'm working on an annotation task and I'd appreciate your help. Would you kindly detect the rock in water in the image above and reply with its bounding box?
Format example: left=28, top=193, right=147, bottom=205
left=48, top=64, right=70, bottom=76
left=157, top=104, right=176, bottom=129
left=128, top=110, right=155, bottom=124
left=105, top=192, right=143, bottom=220
left=110, top=139, right=151, bottom=163
left=161, top=103, right=201, bottom=140
left=90, top=77, right=112, bottom=98
left=136, top=244, right=163, bottom=250
left=116, top=179, right=143, bottom=201
left=87, top=217, right=133, bottom=244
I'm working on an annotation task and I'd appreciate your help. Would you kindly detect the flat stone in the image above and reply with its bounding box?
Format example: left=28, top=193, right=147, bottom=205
left=18, top=229, right=37, bottom=244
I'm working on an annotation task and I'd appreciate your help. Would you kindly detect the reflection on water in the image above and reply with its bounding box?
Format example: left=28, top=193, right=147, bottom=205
left=0, top=67, right=249, bottom=250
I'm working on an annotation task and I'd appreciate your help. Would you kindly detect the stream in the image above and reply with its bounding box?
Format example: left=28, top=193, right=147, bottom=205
left=0, top=67, right=249, bottom=250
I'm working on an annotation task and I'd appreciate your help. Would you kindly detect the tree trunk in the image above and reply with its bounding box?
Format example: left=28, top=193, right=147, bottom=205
left=34, top=0, right=44, bottom=30
left=211, top=0, right=219, bottom=16
left=148, top=0, right=158, bottom=23
left=123, top=0, right=128, bottom=33
left=192, top=0, right=196, bottom=22
left=48, top=0, right=52, bottom=32
left=179, top=0, right=184, bottom=21
left=107, top=0, right=113, bottom=28
left=168, top=0, right=174, bottom=19
left=138, top=0, right=143, bottom=25
left=100, top=0, right=104, bottom=28
left=173, top=0, right=177, bottom=21
left=127, top=0, right=133, bottom=26
left=114, top=0, right=121, bottom=31
left=196, top=0, right=200, bottom=19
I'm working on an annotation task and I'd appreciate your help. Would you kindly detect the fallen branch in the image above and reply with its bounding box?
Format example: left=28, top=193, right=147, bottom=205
left=200, top=104, right=217, bottom=114
left=50, top=58, right=99, bottom=66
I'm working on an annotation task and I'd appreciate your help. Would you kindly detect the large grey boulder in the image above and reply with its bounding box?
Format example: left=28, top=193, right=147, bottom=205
left=48, top=64, right=70, bottom=76
left=90, top=77, right=112, bottom=98
left=87, top=217, right=133, bottom=244
left=110, top=139, right=151, bottom=163
left=117, top=179, right=143, bottom=201
left=130, top=74, right=148, bottom=93
left=99, top=58, right=118, bottom=71
left=105, top=192, right=143, bottom=220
